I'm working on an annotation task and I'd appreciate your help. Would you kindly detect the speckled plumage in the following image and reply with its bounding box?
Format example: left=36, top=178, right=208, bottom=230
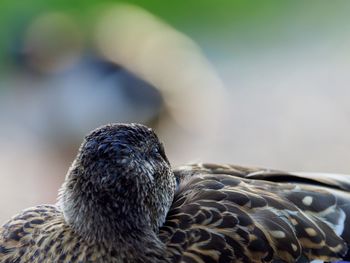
left=1, top=123, right=350, bottom=263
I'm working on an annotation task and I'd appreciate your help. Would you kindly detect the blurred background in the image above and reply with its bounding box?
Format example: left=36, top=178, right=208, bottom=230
left=1, top=0, right=350, bottom=223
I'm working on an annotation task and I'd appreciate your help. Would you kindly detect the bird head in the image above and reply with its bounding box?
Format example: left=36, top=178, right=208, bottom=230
left=59, top=123, right=176, bottom=243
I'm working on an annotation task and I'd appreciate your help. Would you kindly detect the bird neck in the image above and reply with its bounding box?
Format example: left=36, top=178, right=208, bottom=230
left=59, top=186, right=150, bottom=242
left=113, top=231, right=168, bottom=262
left=57, top=160, right=174, bottom=262
left=58, top=169, right=167, bottom=254
left=59, top=188, right=169, bottom=262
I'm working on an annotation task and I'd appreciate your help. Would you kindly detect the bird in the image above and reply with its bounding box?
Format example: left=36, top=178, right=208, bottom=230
left=1, top=123, right=350, bottom=263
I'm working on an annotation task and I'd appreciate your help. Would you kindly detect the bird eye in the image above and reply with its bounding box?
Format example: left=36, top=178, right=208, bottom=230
left=159, top=143, right=170, bottom=164
left=152, top=147, right=159, bottom=154
left=152, top=145, right=164, bottom=158
left=150, top=143, right=169, bottom=164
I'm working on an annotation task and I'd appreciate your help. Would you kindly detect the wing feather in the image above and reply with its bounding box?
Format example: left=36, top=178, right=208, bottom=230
left=163, top=164, right=350, bottom=262
left=0, top=205, right=60, bottom=262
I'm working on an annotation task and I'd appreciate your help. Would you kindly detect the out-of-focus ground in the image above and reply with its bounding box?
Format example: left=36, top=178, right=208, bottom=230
left=1, top=1, right=350, bottom=223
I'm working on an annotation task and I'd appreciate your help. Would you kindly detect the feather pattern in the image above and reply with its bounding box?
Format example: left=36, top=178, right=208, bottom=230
left=1, top=124, right=350, bottom=263
left=159, top=163, right=350, bottom=263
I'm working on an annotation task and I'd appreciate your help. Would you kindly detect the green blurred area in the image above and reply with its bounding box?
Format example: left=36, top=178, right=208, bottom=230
left=2, top=0, right=350, bottom=69
left=2, top=0, right=350, bottom=223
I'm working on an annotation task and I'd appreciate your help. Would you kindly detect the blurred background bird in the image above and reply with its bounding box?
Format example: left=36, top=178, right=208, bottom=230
left=1, top=0, right=350, bottom=236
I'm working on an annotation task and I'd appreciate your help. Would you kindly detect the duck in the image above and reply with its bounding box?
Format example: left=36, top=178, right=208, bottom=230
left=0, top=123, right=349, bottom=263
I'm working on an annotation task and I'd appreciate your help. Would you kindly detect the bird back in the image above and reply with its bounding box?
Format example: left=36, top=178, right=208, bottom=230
left=159, top=163, right=350, bottom=263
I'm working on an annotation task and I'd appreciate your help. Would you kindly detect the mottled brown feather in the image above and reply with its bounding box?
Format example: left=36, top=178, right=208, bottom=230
left=1, top=156, right=350, bottom=262
left=160, top=163, right=350, bottom=263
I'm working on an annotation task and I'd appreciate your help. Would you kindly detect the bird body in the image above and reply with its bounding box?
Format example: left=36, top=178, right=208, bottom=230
left=1, top=123, right=350, bottom=263
left=0, top=205, right=164, bottom=262
left=165, top=164, right=350, bottom=263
